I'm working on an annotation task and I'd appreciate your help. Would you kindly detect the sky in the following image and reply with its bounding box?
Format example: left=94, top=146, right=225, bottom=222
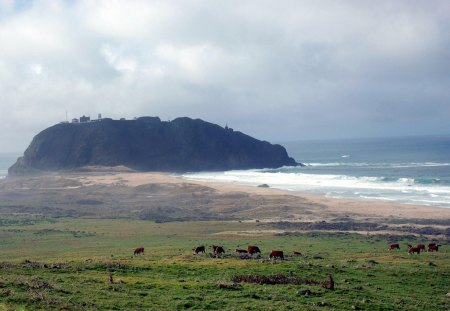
left=1, top=0, right=449, bottom=153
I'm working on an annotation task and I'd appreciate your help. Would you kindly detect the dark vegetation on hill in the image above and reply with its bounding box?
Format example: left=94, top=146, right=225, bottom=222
left=8, top=117, right=298, bottom=175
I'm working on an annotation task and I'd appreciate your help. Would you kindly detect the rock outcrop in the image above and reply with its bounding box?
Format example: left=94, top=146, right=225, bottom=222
left=9, top=117, right=298, bottom=175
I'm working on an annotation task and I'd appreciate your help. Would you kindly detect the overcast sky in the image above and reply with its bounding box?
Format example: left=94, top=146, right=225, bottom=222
left=1, top=0, right=449, bottom=153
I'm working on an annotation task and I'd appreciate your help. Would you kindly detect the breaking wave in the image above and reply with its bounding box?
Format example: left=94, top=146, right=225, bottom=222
left=304, top=162, right=450, bottom=169
left=183, top=169, right=450, bottom=208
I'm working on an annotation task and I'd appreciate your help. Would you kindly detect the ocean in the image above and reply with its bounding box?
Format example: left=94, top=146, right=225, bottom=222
left=183, top=135, right=450, bottom=208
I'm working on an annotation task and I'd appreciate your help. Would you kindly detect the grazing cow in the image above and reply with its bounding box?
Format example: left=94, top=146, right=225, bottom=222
left=247, top=245, right=261, bottom=255
left=133, top=247, right=144, bottom=256
left=293, top=251, right=302, bottom=256
left=428, top=244, right=439, bottom=252
left=416, top=244, right=426, bottom=252
left=235, top=249, right=248, bottom=254
left=389, top=243, right=400, bottom=250
left=193, top=245, right=205, bottom=254
left=407, top=245, right=420, bottom=255
left=269, top=250, right=284, bottom=260
left=212, top=245, right=225, bottom=257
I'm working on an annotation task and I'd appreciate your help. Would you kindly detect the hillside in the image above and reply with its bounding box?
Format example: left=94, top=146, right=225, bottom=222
left=8, top=117, right=298, bottom=175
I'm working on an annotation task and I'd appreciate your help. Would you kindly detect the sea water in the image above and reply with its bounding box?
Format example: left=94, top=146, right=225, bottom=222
left=183, top=136, right=450, bottom=208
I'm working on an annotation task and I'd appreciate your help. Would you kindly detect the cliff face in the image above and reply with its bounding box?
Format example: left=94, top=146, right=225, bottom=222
left=8, top=117, right=298, bottom=175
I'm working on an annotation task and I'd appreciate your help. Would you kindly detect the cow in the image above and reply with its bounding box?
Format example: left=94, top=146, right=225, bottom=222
left=247, top=245, right=261, bottom=255
left=389, top=243, right=400, bottom=250
left=407, top=244, right=420, bottom=255
left=269, top=250, right=284, bottom=260
left=428, top=242, right=439, bottom=248
left=416, top=244, right=426, bottom=252
left=193, top=245, right=205, bottom=254
left=235, top=249, right=248, bottom=254
left=428, top=244, right=439, bottom=252
left=133, top=247, right=144, bottom=256
left=293, top=251, right=302, bottom=256
left=212, top=245, right=225, bottom=257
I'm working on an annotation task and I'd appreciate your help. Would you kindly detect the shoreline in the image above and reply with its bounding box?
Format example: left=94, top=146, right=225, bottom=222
left=1, top=169, right=449, bottom=239
left=72, top=170, right=450, bottom=221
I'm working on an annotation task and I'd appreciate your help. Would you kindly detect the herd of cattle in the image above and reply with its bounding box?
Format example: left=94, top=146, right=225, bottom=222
left=389, top=242, right=440, bottom=254
left=132, top=245, right=289, bottom=259
left=133, top=242, right=441, bottom=258
left=194, top=245, right=286, bottom=259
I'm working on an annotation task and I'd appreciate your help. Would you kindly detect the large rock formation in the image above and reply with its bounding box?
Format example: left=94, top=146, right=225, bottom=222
left=9, top=117, right=298, bottom=175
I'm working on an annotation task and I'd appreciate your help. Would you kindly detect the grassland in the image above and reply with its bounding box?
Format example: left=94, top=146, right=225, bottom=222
left=0, top=216, right=448, bottom=310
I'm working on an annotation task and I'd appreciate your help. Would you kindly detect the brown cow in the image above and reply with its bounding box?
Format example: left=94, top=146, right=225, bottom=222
left=212, top=245, right=225, bottom=257
left=428, top=244, right=439, bottom=252
left=389, top=243, right=400, bottom=250
left=248, top=245, right=261, bottom=255
left=133, top=247, right=144, bottom=256
left=193, top=245, right=205, bottom=254
left=269, top=250, right=284, bottom=260
left=293, top=251, right=302, bottom=256
left=407, top=244, right=420, bottom=255
left=416, top=244, right=426, bottom=252
left=235, top=249, right=248, bottom=254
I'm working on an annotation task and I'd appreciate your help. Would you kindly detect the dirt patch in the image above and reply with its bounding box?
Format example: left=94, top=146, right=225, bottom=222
left=232, top=273, right=334, bottom=289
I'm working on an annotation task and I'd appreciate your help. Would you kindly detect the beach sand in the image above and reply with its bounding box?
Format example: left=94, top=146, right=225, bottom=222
left=75, top=170, right=450, bottom=221
left=2, top=168, right=449, bottom=238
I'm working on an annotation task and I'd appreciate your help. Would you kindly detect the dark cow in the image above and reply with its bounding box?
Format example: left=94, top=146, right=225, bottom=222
left=428, top=244, right=439, bottom=252
left=248, top=245, right=261, bottom=255
left=407, top=245, right=420, bottom=255
left=389, top=243, right=400, bottom=250
left=416, top=244, right=426, bottom=252
left=293, top=251, right=302, bottom=256
left=134, top=247, right=144, bottom=256
left=212, top=245, right=225, bottom=256
left=193, top=245, right=205, bottom=254
left=269, top=250, right=284, bottom=260
left=235, top=249, right=248, bottom=254
left=428, top=242, right=438, bottom=247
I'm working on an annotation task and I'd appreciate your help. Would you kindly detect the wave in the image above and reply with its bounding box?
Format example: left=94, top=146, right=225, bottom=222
left=184, top=170, right=450, bottom=190
left=183, top=169, right=450, bottom=208
left=304, top=162, right=450, bottom=168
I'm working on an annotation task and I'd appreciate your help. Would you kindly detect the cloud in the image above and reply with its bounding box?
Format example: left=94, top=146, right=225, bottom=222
left=0, top=0, right=449, bottom=153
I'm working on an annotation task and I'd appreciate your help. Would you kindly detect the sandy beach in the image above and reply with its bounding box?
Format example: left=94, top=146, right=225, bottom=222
left=74, top=169, right=450, bottom=221
left=1, top=168, right=449, bottom=239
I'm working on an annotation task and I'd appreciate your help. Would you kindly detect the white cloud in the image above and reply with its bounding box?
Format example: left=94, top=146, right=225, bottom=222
left=0, top=0, right=449, bottom=153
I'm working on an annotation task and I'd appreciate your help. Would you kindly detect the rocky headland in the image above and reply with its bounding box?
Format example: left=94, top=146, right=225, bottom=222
left=8, top=117, right=298, bottom=176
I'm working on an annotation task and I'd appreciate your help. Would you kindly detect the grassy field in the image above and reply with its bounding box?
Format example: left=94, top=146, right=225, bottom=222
left=0, top=215, right=448, bottom=310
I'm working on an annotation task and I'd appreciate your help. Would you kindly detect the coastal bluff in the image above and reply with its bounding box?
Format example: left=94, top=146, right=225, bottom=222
left=9, top=116, right=298, bottom=175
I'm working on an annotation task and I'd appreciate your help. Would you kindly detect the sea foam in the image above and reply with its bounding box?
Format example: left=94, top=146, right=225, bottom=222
left=183, top=168, right=450, bottom=208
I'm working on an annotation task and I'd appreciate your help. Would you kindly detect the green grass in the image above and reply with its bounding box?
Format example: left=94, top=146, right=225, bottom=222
left=0, top=217, right=448, bottom=310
